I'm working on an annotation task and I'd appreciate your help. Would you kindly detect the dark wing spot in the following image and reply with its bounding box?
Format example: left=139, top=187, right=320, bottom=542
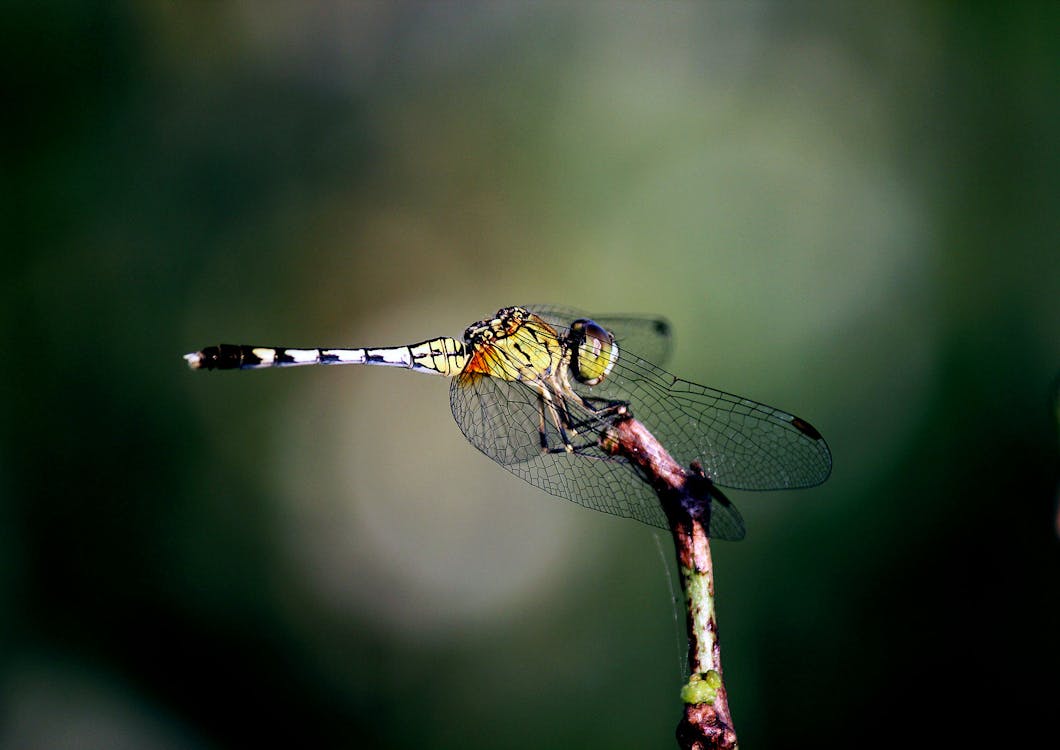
left=790, top=416, right=823, bottom=441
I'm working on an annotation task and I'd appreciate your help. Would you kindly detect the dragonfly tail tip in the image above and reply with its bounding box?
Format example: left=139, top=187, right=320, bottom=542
left=183, top=352, right=203, bottom=370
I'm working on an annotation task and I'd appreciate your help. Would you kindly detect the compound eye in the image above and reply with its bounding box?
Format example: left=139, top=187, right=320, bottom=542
left=570, top=319, right=618, bottom=385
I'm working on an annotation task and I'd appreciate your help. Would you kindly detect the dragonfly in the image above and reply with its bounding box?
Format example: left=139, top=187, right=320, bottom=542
left=184, top=305, right=832, bottom=540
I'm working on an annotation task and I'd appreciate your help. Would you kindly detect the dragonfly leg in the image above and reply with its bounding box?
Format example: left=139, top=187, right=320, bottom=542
left=565, top=392, right=631, bottom=425
left=538, top=386, right=576, bottom=454
left=544, top=437, right=608, bottom=458
left=535, top=392, right=549, bottom=451
left=555, top=368, right=629, bottom=420
left=590, top=402, right=629, bottom=425
left=539, top=396, right=627, bottom=459
left=557, top=394, right=582, bottom=440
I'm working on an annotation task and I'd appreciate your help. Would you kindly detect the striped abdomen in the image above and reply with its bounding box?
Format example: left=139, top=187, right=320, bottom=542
left=184, top=337, right=468, bottom=376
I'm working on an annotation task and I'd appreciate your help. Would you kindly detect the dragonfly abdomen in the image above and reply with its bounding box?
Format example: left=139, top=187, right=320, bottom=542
left=184, top=344, right=361, bottom=370
left=184, top=337, right=468, bottom=376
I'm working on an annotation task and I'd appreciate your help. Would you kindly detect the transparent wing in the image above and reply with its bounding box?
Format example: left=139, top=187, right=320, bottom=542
left=559, top=337, right=833, bottom=492
left=526, top=305, right=673, bottom=368
left=450, top=370, right=671, bottom=529
left=706, top=492, right=746, bottom=542
left=534, top=312, right=832, bottom=491
left=450, top=370, right=749, bottom=538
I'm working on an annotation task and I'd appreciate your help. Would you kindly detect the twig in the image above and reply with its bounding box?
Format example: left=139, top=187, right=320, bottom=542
left=664, top=464, right=738, bottom=750
left=602, top=412, right=738, bottom=749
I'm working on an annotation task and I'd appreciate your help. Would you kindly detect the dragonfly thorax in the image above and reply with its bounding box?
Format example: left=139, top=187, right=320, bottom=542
left=459, top=306, right=566, bottom=383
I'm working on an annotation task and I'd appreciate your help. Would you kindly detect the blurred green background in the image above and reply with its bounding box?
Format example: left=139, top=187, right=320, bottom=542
left=3, top=2, right=1058, bottom=748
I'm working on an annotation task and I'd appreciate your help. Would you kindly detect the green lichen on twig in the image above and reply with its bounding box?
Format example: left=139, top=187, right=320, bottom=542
left=680, top=669, right=722, bottom=705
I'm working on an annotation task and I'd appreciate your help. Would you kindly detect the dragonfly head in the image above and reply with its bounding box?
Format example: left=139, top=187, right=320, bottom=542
left=568, top=319, right=619, bottom=386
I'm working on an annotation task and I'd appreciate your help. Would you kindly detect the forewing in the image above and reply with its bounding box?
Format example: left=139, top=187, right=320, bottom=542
left=570, top=347, right=833, bottom=491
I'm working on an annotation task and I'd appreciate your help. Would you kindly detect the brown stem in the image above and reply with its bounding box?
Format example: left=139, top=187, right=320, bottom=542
left=600, top=413, right=738, bottom=748
left=667, top=505, right=738, bottom=750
